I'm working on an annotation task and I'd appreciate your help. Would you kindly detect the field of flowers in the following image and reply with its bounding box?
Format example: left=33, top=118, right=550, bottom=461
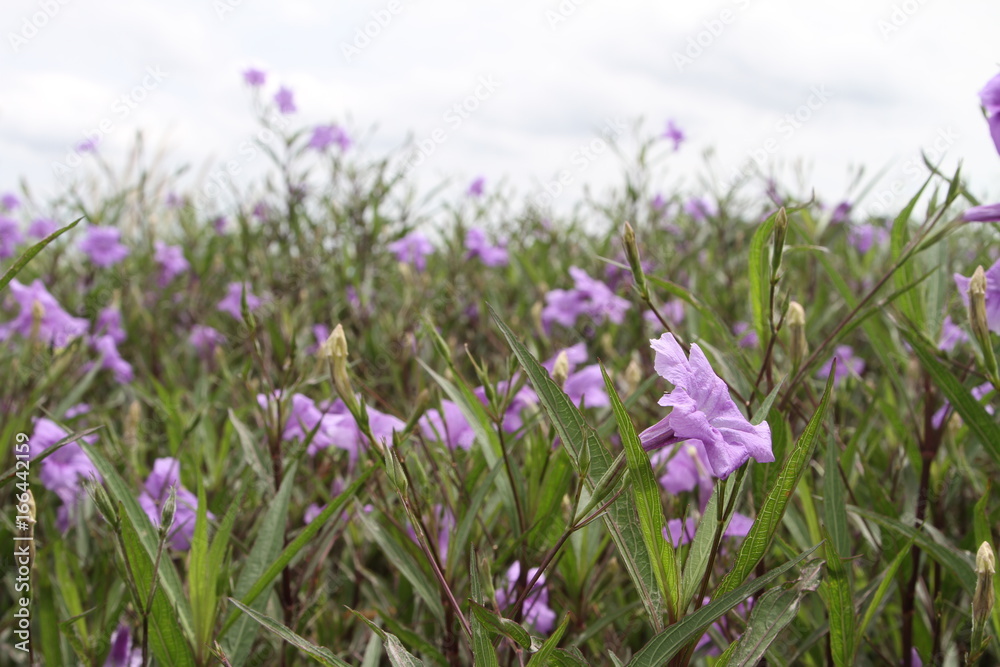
left=2, top=68, right=1000, bottom=666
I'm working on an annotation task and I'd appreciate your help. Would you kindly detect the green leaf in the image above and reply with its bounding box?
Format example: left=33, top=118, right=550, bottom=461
left=356, top=507, right=446, bottom=623
left=349, top=610, right=426, bottom=667
left=890, top=176, right=931, bottom=329
left=227, top=598, right=350, bottom=667
left=903, top=329, right=1000, bottom=467
left=720, top=562, right=821, bottom=666
left=470, top=601, right=533, bottom=650
left=856, top=534, right=915, bottom=648
left=469, top=549, right=501, bottom=667
left=81, top=444, right=196, bottom=645
left=119, top=505, right=197, bottom=666
left=527, top=614, right=571, bottom=667
left=222, top=464, right=298, bottom=663
left=221, top=467, right=374, bottom=635
left=0, top=217, right=81, bottom=293
left=489, top=305, right=663, bottom=627
left=823, top=436, right=849, bottom=559
left=228, top=409, right=273, bottom=491
left=601, top=363, right=678, bottom=617
left=749, top=212, right=777, bottom=344
left=715, top=370, right=834, bottom=598
left=751, top=378, right=784, bottom=425
left=820, top=528, right=854, bottom=666
left=627, top=544, right=822, bottom=666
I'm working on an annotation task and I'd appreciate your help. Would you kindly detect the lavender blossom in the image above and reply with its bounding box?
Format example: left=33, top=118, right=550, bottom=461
left=137, top=457, right=212, bottom=551
left=467, top=177, right=485, bottom=197
left=217, top=282, right=262, bottom=320
left=31, top=418, right=100, bottom=531
left=639, top=333, right=773, bottom=479
left=465, top=228, right=509, bottom=267
left=938, top=315, right=968, bottom=353
left=495, top=562, right=557, bottom=635
left=955, top=259, right=1000, bottom=334
left=243, top=68, right=266, bottom=87
left=980, top=71, right=1000, bottom=156
left=309, top=124, right=351, bottom=151
left=154, top=242, right=189, bottom=287
left=80, top=227, right=129, bottom=267
left=0, top=217, right=23, bottom=259
left=816, top=345, right=865, bottom=386
left=274, top=86, right=296, bottom=114
left=0, top=279, right=88, bottom=347
left=388, top=232, right=435, bottom=272
left=189, top=324, right=226, bottom=356
left=541, top=266, right=630, bottom=331
left=662, top=120, right=685, bottom=151
left=27, top=218, right=58, bottom=239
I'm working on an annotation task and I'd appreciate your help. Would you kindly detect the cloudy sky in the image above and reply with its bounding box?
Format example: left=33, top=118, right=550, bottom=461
left=3, top=0, right=999, bottom=218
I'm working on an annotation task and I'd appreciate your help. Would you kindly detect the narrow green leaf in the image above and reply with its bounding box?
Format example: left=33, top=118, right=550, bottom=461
left=222, top=464, right=297, bottom=663
left=749, top=213, right=777, bottom=344
left=601, top=363, right=678, bottom=617
left=0, top=217, right=81, bottom=292
left=723, top=562, right=822, bottom=666
left=751, top=378, right=784, bottom=426
left=81, top=444, right=196, bottom=645
left=527, top=614, right=571, bottom=666
left=489, top=305, right=663, bottom=627
left=820, top=528, right=854, bottom=666
left=228, top=409, right=273, bottom=490
left=856, top=534, right=916, bottom=647
left=715, top=370, right=834, bottom=598
left=227, top=598, right=350, bottom=667
left=350, top=611, right=427, bottom=667
left=890, top=176, right=931, bottom=328
left=470, top=549, right=501, bottom=667
left=470, top=601, right=533, bottom=650
left=189, top=479, right=212, bottom=655
left=904, top=330, right=1000, bottom=467
left=627, top=544, right=822, bottom=666
left=824, top=436, right=849, bottom=558
left=119, top=505, right=197, bottom=666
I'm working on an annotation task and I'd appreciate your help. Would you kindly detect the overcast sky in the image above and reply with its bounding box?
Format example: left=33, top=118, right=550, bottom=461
left=3, top=0, right=999, bottom=219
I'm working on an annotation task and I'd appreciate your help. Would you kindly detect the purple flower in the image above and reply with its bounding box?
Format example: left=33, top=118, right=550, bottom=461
left=189, top=324, right=226, bottom=356
left=0, top=217, right=23, bottom=259
left=212, top=216, right=228, bottom=234
left=154, top=241, right=189, bottom=287
left=243, top=68, right=266, bottom=87
left=90, top=334, right=134, bottom=384
left=419, top=400, right=476, bottom=450
left=495, top=562, right=557, bottom=635
left=104, top=624, right=141, bottom=666
left=0, top=279, right=88, bottom=347
left=465, top=228, right=508, bottom=267
left=217, top=282, right=262, bottom=320
left=732, top=321, right=758, bottom=349
left=64, top=403, right=91, bottom=418
left=979, top=71, right=1000, bottom=156
left=543, top=344, right=608, bottom=408
left=963, top=203, right=1000, bottom=223
left=467, top=177, right=485, bottom=197
left=1, top=193, right=20, bottom=210
left=96, top=306, right=126, bottom=344
left=955, top=259, right=1000, bottom=334
left=638, top=333, right=773, bottom=479
left=165, top=192, right=184, bottom=209
left=662, top=120, right=685, bottom=151
left=651, top=193, right=667, bottom=211
left=662, top=515, right=753, bottom=548
left=138, top=458, right=211, bottom=551
left=541, top=266, right=630, bottom=331
left=80, top=227, right=129, bottom=267
left=77, top=137, right=99, bottom=153
left=31, top=417, right=100, bottom=531
left=684, top=198, right=715, bottom=221
left=274, top=86, right=296, bottom=114
left=848, top=224, right=888, bottom=254
left=252, top=202, right=270, bottom=220
left=938, top=315, right=968, bottom=353
left=309, top=124, right=351, bottom=151
left=388, top=232, right=435, bottom=272
left=27, top=218, right=58, bottom=239
left=830, top=201, right=852, bottom=224
left=816, top=345, right=865, bottom=386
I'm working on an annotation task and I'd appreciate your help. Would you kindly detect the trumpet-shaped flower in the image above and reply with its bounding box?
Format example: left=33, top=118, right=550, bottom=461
left=0, top=279, right=88, bottom=347
left=495, top=562, right=557, bottom=635
left=137, top=457, right=212, bottom=551
left=955, top=259, right=1000, bottom=334
left=639, top=333, right=772, bottom=479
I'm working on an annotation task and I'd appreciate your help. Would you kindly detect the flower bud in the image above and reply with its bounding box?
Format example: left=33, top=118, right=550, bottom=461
left=787, top=301, right=807, bottom=370
left=159, top=486, right=177, bottom=540
left=87, top=480, right=120, bottom=531
left=552, top=351, right=569, bottom=389
left=124, top=400, right=141, bottom=450
left=323, top=324, right=358, bottom=413
left=30, top=300, right=45, bottom=343
left=622, top=221, right=648, bottom=298
left=624, top=354, right=643, bottom=395
left=384, top=448, right=408, bottom=495
left=968, top=267, right=999, bottom=385
left=974, top=541, right=995, bottom=623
